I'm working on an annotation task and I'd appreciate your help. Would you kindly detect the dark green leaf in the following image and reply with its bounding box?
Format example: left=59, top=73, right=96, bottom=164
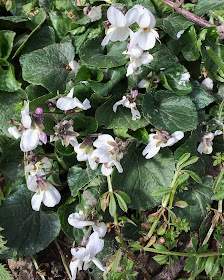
left=0, top=59, right=21, bottom=92
left=12, top=8, right=46, bottom=58
left=189, top=80, right=215, bottom=110
left=57, top=202, right=84, bottom=243
left=0, top=92, right=22, bottom=136
left=112, top=147, right=175, bottom=210
left=0, top=141, right=24, bottom=181
left=162, top=13, right=193, bottom=40
left=180, top=26, right=200, bottom=61
left=22, top=26, right=55, bottom=55
left=49, top=11, right=77, bottom=39
left=71, top=113, right=98, bottom=136
left=194, top=0, right=224, bottom=16
left=88, top=67, right=126, bottom=96
left=20, top=43, right=75, bottom=93
left=174, top=177, right=213, bottom=229
left=80, top=37, right=127, bottom=68
left=96, top=96, right=150, bottom=131
left=142, top=90, right=198, bottom=133
left=163, top=65, right=192, bottom=95
left=0, top=16, right=28, bottom=23
left=68, top=165, right=102, bottom=197
left=0, top=185, right=60, bottom=259
left=0, top=30, right=15, bottom=60
left=55, top=140, right=74, bottom=156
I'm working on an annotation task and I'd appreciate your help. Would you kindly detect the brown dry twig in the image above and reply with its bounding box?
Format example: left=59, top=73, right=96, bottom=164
left=161, top=0, right=224, bottom=39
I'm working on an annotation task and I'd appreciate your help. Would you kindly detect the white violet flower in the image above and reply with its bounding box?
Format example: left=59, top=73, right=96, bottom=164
left=8, top=103, right=47, bottom=152
left=74, top=135, right=98, bottom=170
left=129, top=4, right=159, bottom=50
left=68, top=211, right=107, bottom=238
left=25, top=154, right=52, bottom=174
left=56, top=88, right=91, bottom=111
left=201, top=77, right=213, bottom=90
left=197, top=130, right=222, bottom=154
left=178, top=72, right=190, bottom=86
left=123, top=45, right=153, bottom=76
left=27, top=174, right=61, bottom=211
left=91, top=134, right=128, bottom=176
left=113, top=89, right=141, bottom=120
left=70, top=232, right=107, bottom=280
left=142, top=130, right=184, bottom=159
left=101, top=6, right=137, bottom=46
left=67, top=60, right=80, bottom=73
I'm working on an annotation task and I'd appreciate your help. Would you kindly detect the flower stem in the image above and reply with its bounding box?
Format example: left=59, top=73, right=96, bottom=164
left=24, top=152, right=28, bottom=182
left=54, top=240, right=72, bottom=280
left=31, top=255, right=46, bottom=280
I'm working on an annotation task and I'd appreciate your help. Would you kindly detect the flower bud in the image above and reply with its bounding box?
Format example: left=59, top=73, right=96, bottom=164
left=83, top=6, right=89, bottom=15
left=35, top=107, right=44, bottom=115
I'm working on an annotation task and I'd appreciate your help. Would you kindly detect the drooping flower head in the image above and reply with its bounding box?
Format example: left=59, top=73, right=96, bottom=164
left=142, top=130, right=184, bottom=159
left=74, top=134, right=99, bottom=170
left=201, top=77, right=213, bottom=90
left=113, top=89, right=141, bottom=120
left=51, top=119, right=79, bottom=147
left=70, top=232, right=107, bottom=280
left=123, top=45, right=153, bottom=76
left=197, top=130, right=222, bottom=154
left=91, top=134, right=130, bottom=176
left=68, top=210, right=107, bottom=238
left=56, top=88, right=91, bottom=111
left=8, top=102, right=47, bottom=152
left=27, top=172, right=61, bottom=211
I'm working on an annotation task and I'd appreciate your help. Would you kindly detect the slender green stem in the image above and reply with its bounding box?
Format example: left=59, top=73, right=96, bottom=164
left=218, top=199, right=223, bottom=213
left=31, top=255, right=46, bottom=280
left=218, top=99, right=224, bottom=139
left=144, top=247, right=224, bottom=258
left=147, top=170, right=180, bottom=237
left=107, top=175, right=126, bottom=249
left=107, top=175, right=113, bottom=192
left=24, top=152, right=28, bottom=182
left=147, top=209, right=163, bottom=238
left=55, top=153, right=68, bottom=170
left=54, top=240, right=72, bottom=280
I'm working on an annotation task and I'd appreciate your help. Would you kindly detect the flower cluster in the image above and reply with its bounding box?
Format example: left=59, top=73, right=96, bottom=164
left=101, top=5, right=159, bottom=76
left=68, top=211, right=107, bottom=279
left=25, top=153, right=61, bottom=211
left=74, top=134, right=129, bottom=176
left=8, top=102, right=47, bottom=152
